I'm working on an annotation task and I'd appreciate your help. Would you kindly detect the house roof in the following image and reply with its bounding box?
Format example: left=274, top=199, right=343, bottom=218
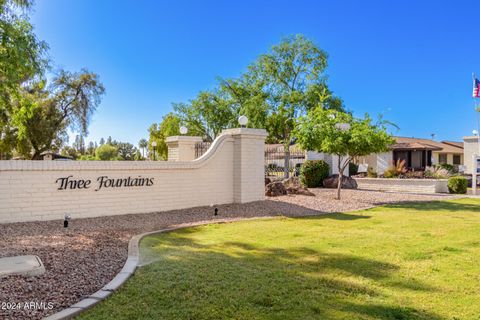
left=40, top=151, right=74, bottom=160
left=264, top=137, right=464, bottom=154
left=441, top=140, right=464, bottom=149
left=392, top=137, right=463, bottom=154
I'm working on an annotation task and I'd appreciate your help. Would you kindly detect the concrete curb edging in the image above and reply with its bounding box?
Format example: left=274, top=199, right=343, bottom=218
left=43, top=217, right=271, bottom=320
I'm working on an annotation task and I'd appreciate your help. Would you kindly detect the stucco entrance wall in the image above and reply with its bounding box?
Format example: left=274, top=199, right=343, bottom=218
left=0, top=128, right=267, bottom=223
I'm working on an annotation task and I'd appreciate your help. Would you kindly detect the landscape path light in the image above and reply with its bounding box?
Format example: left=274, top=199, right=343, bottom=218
left=151, top=141, right=157, bottom=161
left=210, top=203, right=218, bottom=216
left=64, top=214, right=71, bottom=228
left=238, top=115, right=248, bottom=128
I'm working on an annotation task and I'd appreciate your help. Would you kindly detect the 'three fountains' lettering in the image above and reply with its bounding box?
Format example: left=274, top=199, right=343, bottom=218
left=55, top=175, right=154, bottom=191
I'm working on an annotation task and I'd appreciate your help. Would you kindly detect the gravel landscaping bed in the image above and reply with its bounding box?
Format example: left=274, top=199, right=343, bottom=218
left=0, top=189, right=457, bottom=319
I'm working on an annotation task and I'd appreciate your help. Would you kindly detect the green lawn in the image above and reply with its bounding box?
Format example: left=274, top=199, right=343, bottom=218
left=79, top=198, right=480, bottom=320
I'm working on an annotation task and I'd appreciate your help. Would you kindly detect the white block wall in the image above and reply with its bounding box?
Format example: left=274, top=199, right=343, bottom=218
left=358, top=152, right=393, bottom=175
left=356, top=178, right=448, bottom=194
left=305, top=152, right=349, bottom=176
left=0, top=129, right=267, bottom=223
left=166, top=136, right=203, bottom=161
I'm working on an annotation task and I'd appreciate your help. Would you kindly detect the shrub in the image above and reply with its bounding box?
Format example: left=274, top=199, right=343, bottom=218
left=447, top=176, right=467, bottom=194
left=425, top=166, right=450, bottom=179
left=405, top=171, right=425, bottom=179
left=78, top=154, right=96, bottom=161
left=438, top=163, right=457, bottom=174
left=382, top=159, right=407, bottom=178
left=367, top=166, right=377, bottom=178
left=395, top=159, right=408, bottom=174
left=95, top=144, right=119, bottom=161
left=300, top=160, right=330, bottom=188
left=349, top=162, right=359, bottom=175
left=383, top=169, right=396, bottom=178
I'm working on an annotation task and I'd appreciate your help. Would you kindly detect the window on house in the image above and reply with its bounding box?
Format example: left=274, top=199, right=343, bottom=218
left=453, top=155, right=461, bottom=165
left=439, top=154, right=447, bottom=164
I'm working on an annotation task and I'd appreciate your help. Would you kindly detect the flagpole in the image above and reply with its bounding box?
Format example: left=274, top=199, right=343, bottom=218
left=473, top=73, right=480, bottom=154
left=473, top=73, right=480, bottom=195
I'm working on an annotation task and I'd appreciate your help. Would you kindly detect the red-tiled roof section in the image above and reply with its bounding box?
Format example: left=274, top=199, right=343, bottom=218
left=392, top=137, right=463, bottom=153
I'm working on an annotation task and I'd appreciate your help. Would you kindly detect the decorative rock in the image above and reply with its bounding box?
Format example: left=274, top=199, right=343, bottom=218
left=282, top=176, right=302, bottom=188
left=265, top=181, right=287, bottom=197
left=285, top=186, right=315, bottom=196
left=265, top=176, right=315, bottom=197
left=282, top=177, right=315, bottom=196
left=323, top=174, right=358, bottom=189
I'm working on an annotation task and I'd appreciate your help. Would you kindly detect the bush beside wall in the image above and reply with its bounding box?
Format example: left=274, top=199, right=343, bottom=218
left=447, top=176, right=467, bottom=194
left=300, top=160, right=330, bottom=188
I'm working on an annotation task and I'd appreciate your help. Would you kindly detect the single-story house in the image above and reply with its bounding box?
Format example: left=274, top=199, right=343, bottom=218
left=357, top=136, right=464, bottom=174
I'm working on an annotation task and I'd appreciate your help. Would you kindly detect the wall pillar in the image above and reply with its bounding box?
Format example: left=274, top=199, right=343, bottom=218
left=473, top=154, right=478, bottom=195
left=165, top=136, right=203, bottom=161
left=463, top=136, right=480, bottom=174
left=222, top=128, right=268, bottom=203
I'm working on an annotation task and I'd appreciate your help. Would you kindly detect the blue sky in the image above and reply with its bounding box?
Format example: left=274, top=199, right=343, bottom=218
left=31, top=0, right=480, bottom=145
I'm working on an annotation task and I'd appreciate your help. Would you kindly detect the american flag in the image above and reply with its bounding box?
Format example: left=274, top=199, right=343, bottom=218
left=473, top=77, right=480, bottom=98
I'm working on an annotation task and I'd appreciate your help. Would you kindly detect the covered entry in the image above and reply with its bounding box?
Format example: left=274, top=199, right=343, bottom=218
left=392, top=142, right=441, bottom=170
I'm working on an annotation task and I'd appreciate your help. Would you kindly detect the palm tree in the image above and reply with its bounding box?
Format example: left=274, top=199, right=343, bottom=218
left=138, top=138, right=148, bottom=159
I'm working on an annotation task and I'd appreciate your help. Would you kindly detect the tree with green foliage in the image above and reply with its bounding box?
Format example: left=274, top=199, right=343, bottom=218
left=0, top=0, right=49, bottom=158
left=295, top=108, right=394, bottom=200
left=138, top=138, right=147, bottom=158
left=0, top=0, right=48, bottom=98
left=116, top=142, right=137, bottom=160
left=78, top=154, right=95, bottom=161
left=148, top=113, right=183, bottom=160
left=172, top=77, right=268, bottom=143
left=247, top=34, right=344, bottom=178
left=73, top=135, right=85, bottom=155
left=87, top=141, right=95, bottom=155
left=218, top=73, right=270, bottom=131
left=11, top=69, right=105, bottom=159
left=173, top=98, right=227, bottom=142
left=134, top=149, right=143, bottom=161
left=147, top=34, right=343, bottom=170
left=0, top=1, right=105, bottom=159
left=95, top=143, right=118, bottom=160
left=169, top=35, right=344, bottom=177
